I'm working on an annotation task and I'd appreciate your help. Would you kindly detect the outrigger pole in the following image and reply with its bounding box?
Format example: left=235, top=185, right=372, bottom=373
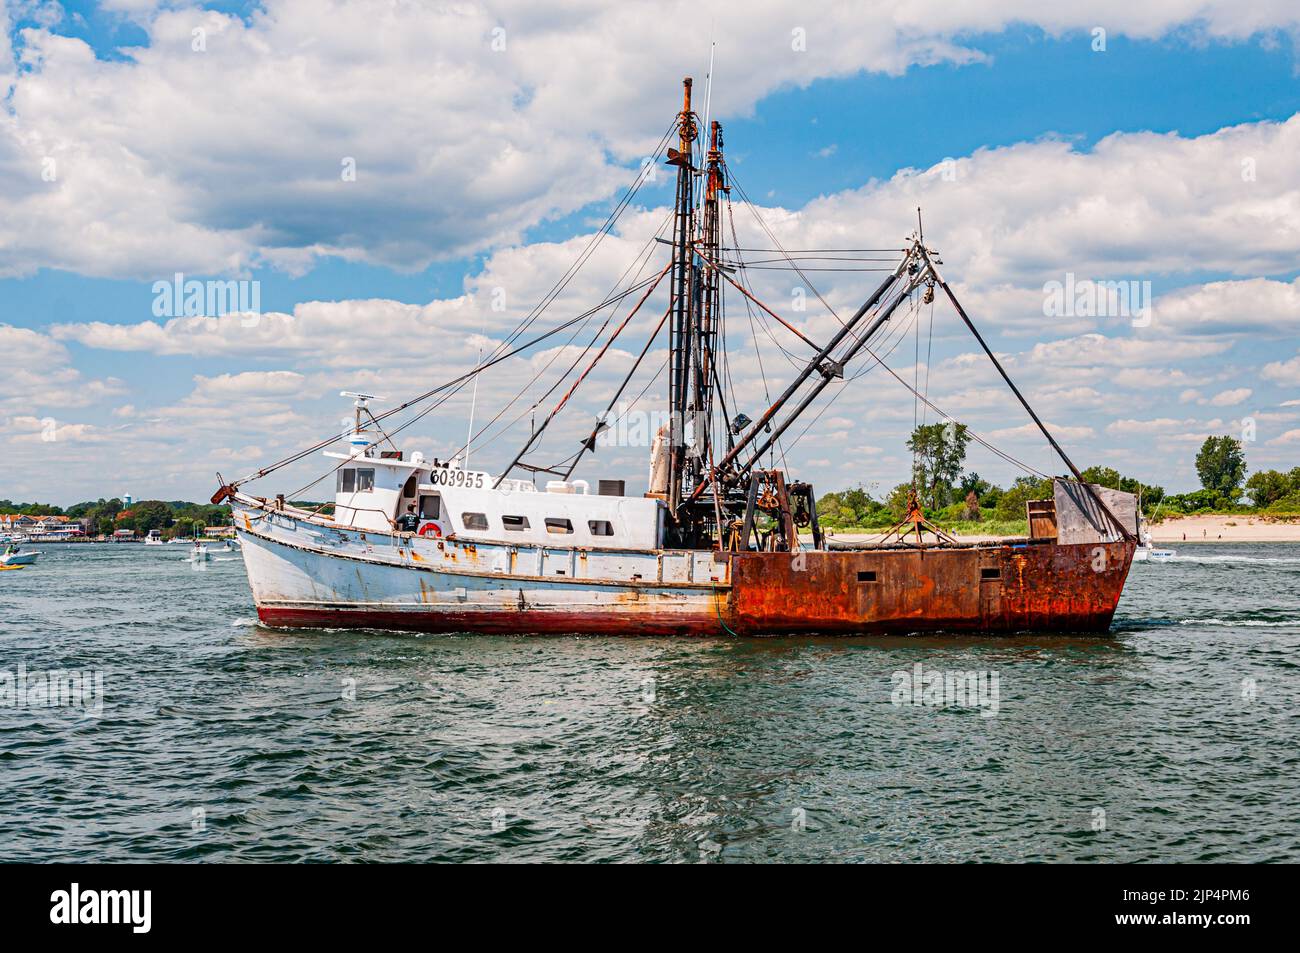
left=686, top=245, right=920, bottom=504
left=914, top=243, right=1136, bottom=543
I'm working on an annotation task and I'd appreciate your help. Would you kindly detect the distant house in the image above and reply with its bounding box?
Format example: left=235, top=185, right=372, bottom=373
left=112, top=528, right=136, bottom=540
left=35, top=515, right=84, bottom=539
left=205, top=525, right=236, bottom=538
left=0, top=514, right=37, bottom=536
left=1, top=514, right=83, bottom=539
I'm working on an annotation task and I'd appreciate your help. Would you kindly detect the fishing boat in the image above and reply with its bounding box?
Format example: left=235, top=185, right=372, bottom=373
left=215, top=79, right=1137, bottom=636
left=1132, top=525, right=1176, bottom=562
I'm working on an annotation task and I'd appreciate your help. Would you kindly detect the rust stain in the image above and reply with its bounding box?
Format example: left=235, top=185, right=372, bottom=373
left=723, top=541, right=1133, bottom=636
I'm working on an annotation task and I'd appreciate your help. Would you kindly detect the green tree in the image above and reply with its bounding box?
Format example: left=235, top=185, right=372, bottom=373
left=1245, top=469, right=1292, bottom=508
left=1194, top=436, right=1246, bottom=500
left=886, top=482, right=913, bottom=521
left=1079, top=465, right=1164, bottom=513
left=117, top=500, right=172, bottom=533
left=907, top=422, right=971, bottom=510
left=994, top=476, right=1054, bottom=520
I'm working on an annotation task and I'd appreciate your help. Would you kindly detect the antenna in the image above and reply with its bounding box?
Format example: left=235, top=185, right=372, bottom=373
left=340, top=391, right=385, bottom=435
left=702, top=35, right=716, bottom=142
left=465, top=343, right=483, bottom=469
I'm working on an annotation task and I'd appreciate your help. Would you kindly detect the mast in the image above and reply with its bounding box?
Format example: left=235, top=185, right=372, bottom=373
left=687, top=120, right=725, bottom=506
left=666, top=78, right=698, bottom=520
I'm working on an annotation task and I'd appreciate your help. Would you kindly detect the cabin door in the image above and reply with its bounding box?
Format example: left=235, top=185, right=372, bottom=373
left=978, top=557, right=1003, bottom=627
left=417, top=493, right=444, bottom=534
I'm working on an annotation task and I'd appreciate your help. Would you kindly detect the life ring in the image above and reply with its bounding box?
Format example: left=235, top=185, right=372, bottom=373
left=418, top=522, right=442, bottom=538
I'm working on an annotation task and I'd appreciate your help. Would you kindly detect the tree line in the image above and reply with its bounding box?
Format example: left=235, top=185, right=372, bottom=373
left=816, top=424, right=1300, bottom=529
left=0, top=498, right=233, bottom=538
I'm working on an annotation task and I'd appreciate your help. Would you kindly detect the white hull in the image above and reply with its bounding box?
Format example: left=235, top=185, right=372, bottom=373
left=233, top=498, right=727, bottom=634
left=0, top=551, right=38, bottom=566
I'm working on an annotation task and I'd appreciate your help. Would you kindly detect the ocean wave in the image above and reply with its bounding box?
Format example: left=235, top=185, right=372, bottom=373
left=1164, top=554, right=1300, bottom=565
left=1178, top=618, right=1300, bottom=627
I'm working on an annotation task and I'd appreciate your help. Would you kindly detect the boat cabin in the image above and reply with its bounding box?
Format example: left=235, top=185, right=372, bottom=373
left=327, top=441, right=662, bottom=551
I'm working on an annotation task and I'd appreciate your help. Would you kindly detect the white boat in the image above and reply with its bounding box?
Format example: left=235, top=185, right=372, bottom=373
left=0, top=546, right=38, bottom=566
left=188, top=542, right=211, bottom=562
left=1132, top=525, right=1176, bottom=562
left=145, top=530, right=164, bottom=546
left=211, top=80, right=1141, bottom=637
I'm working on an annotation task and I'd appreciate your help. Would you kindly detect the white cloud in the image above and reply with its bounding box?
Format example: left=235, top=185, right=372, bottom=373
left=0, top=323, right=127, bottom=415
left=1261, top=353, right=1300, bottom=385
left=1026, top=333, right=1229, bottom=368
left=1152, top=277, right=1300, bottom=336
left=3, top=1, right=1300, bottom=279
left=1205, top=387, right=1252, bottom=406
left=1106, top=417, right=1198, bottom=435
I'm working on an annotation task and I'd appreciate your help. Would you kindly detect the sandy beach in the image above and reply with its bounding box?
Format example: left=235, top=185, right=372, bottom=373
left=1146, top=514, right=1300, bottom=543
left=815, top=514, right=1300, bottom=546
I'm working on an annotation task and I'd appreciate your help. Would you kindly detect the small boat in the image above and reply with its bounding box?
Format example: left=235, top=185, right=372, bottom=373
left=0, top=546, right=38, bottom=567
left=1132, top=525, right=1175, bottom=562
left=0, top=563, right=24, bottom=572
left=188, top=541, right=211, bottom=562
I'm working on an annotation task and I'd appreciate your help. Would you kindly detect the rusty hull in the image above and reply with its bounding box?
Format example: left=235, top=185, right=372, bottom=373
left=723, top=539, right=1134, bottom=636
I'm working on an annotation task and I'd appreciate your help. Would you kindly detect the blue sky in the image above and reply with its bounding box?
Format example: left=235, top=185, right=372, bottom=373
left=3, top=2, right=1299, bottom=505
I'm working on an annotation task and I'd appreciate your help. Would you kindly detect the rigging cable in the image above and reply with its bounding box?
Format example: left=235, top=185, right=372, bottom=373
left=232, top=120, right=677, bottom=490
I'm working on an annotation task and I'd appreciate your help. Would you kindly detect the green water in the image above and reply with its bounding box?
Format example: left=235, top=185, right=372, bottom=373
left=0, top=543, right=1296, bottom=862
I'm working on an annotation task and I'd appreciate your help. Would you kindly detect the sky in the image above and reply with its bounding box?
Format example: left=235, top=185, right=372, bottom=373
left=2, top=0, right=1299, bottom=507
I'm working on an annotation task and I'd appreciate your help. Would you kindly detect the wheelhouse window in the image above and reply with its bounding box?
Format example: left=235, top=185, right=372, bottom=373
left=338, top=468, right=361, bottom=493
left=545, top=517, right=574, bottom=535
left=339, top=468, right=375, bottom=493
left=502, top=515, right=531, bottom=531
left=587, top=520, right=614, bottom=536
left=419, top=495, right=441, bottom=519
left=462, top=512, right=489, bottom=531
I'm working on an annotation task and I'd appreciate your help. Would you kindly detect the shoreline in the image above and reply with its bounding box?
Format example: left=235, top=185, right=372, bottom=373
left=818, top=515, right=1300, bottom=545
left=1145, top=515, right=1300, bottom=544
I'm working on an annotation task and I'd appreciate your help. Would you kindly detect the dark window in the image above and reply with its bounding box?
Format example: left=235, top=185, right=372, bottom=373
left=355, top=469, right=375, bottom=492
left=981, top=567, right=1001, bottom=580
left=503, top=515, right=530, bottom=531
left=419, top=495, right=440, bottom=519
left=340, top=469, right=356, bottom=493
left=545, top=518, right=574, bottom=535
left=587, top=520, right=614, bottom=536
left=462, top=513, right=489, bottom=531
left=857, top=570, right=877, bottom=583
left=403, top=474, right=418, bottom=496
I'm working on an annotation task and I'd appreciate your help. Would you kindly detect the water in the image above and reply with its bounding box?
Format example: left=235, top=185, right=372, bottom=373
left=1, top=542, right=1296, bottom=862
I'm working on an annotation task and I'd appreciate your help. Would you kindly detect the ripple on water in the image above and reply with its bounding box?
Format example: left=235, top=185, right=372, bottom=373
left=0, top=542, right=1297, bottom=861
